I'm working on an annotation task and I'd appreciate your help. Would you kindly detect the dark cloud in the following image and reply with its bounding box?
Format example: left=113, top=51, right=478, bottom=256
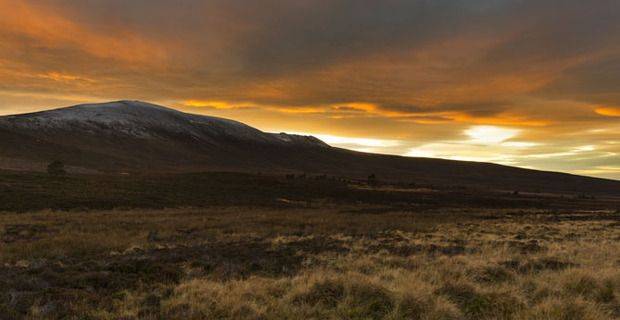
left=4, top=0, right=618, bottom=110
left=536, top=55, right=620, bottom=106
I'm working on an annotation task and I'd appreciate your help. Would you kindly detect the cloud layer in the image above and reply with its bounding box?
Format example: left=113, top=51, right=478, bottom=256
left=0, top=0, right=618, bottom=178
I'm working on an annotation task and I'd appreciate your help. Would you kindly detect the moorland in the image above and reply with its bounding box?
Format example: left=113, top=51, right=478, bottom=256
left=1, top=170, right=619, bottom=319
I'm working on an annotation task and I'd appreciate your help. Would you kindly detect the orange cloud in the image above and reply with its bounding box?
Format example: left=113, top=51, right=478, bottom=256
left=0, top=0, right=168, bottom=64
left=322, top=103, right=550, bottom=127
left=595, top=107, right=620, bottom=117
left=37, top=72, right=95, bottom=83
left=270, top=106, right=329, bottom=114
left=182, top=99, right=552, bottom=128
left=183, top=100, right=245, bottom=109
left=447, top=112, right=551, bottom=127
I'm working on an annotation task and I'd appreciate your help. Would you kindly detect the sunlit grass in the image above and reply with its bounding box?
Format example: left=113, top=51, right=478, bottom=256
left=1, top=207, right=619, bottom=319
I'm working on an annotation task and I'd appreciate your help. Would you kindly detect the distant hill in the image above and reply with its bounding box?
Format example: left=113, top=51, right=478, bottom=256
left=1, top=100, right=618, bottom=195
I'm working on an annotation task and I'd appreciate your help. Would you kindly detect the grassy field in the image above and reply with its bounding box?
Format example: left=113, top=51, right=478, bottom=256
left=1, top=207, right=619, bottom=319
left=1, top=171, right=619, bottom=319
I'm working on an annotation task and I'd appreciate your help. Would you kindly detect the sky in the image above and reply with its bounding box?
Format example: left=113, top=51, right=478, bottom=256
left=0, top=0, right=619, bottom=179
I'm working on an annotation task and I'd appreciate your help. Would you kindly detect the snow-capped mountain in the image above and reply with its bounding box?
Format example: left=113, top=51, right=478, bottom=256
left=0, top=100, right=327, bottom=147
left=0, top=100, right=618, bottom=195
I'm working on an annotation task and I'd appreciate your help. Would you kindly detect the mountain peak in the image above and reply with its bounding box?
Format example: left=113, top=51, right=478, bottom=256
left=63, top=100, right=181, bottom=114
left=1, top=100, right=180, bottom=120
left=0, top=100, right=330, bottom=148
left=80, top=100, right=171, bottom=109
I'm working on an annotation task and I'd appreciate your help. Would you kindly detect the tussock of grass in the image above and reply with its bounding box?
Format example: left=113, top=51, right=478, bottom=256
left=154, top=272, right=459, bottom=320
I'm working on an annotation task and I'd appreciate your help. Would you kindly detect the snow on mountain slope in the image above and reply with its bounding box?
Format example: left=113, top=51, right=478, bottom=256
left=0, top=100, right=329, bottom=147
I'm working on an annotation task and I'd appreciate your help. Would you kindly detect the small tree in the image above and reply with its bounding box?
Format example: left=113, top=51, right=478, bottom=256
left=47, top=160, right=66, bottom=176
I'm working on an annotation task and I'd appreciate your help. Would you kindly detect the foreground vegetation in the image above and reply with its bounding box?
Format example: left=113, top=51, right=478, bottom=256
left=0, top=170, right=616, bottom=212
left=1, top=205, right=619, bottom=319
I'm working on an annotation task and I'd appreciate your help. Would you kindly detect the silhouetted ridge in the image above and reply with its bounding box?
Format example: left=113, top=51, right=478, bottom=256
left=0, top=101, right=618, bottom=195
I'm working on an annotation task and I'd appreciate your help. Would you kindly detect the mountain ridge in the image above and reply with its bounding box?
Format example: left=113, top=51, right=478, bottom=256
left=0, top=100, right=328, bottom=147
left=0, top=100, right=618, bottom=195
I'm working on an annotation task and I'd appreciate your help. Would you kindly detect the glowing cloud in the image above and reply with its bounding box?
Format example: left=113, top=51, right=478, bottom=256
left=595, top=107, right=620, bottom=117
left=184, top=100, right=245, bottom=109
left=464, top=126, right=521, bottom=144
left=313, top=134, right=401, bottom=148
left=288, top=132, right=401, bottom=154
left=405, top=142, right=518, bottom=165
left=573, top=145, right=596, bottom=152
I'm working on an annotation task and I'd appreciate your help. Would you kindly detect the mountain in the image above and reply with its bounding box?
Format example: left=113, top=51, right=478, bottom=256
left=1, top=100, right=619, bottom=195
left=0, top=101, right=327, bottom=172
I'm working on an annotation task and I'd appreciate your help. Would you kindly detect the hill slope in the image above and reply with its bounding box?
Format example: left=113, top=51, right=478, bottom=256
left=0, top=100, right=618, bottom=195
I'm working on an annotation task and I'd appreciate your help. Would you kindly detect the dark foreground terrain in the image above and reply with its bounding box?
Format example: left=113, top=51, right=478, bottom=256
left=1, top=171, right=619, bottom=319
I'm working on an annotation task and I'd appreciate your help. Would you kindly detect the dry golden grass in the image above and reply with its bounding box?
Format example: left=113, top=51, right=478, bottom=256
left=1, top=207, right=619, bottom=319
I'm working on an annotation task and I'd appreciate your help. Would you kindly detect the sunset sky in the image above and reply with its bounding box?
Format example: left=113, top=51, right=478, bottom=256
left=0, top=0, right=619, bottom=179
